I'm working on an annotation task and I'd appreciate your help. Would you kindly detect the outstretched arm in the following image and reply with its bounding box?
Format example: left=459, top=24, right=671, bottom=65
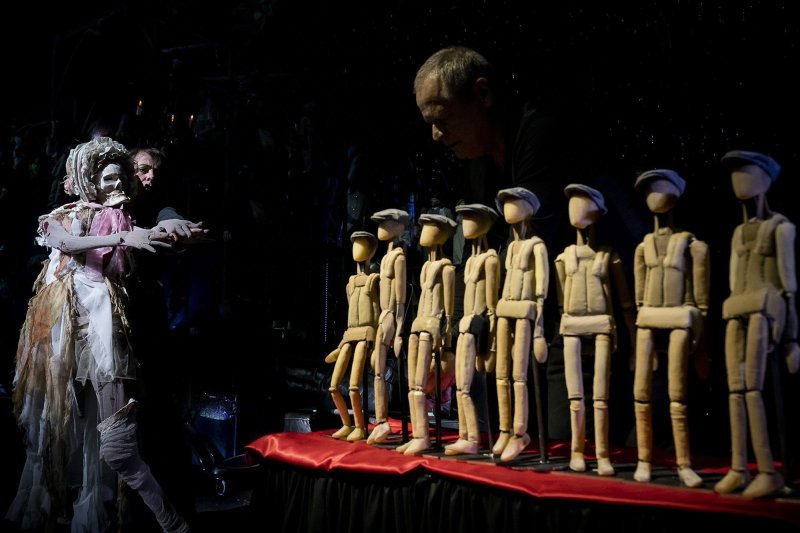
left=42, top=217, right=171, bottom=254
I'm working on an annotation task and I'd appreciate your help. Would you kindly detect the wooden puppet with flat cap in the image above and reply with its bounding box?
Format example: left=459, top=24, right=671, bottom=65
left=325, top=231, right=380, bottom=441
left=631, top=169, right=710, bottom=488
left=715, top=150, right=799, bottom=498
left=493, top=187, right=549, bottom=462
left=367, top=208, right=409, bottom=445
left=444, top=203, right=500, bottom=456
left=396, top=213, right=456, bottom=456
left=555, top=184, right=636, bottom=476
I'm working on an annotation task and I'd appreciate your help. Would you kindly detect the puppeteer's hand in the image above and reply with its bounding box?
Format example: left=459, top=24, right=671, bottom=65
left=786, top=342, right=800, bottom=374
left=120, top=228, right=171, bottom=253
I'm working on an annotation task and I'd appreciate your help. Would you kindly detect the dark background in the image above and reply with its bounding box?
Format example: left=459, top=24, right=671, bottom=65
left=2, top=0, right=799, bottom=509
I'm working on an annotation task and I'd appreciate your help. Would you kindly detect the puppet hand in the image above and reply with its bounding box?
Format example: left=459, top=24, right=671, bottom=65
left=786, top=342, right=800, bottom=374
left=533, top=337, right=548, bottom=364
left=157, top=219, right=208, bottom=242
left=393, top=336, right=403, bottom=357
left=483, top=349, right=497, bottom=373
left=120, top=228, right=171, bottom=252
left=325, top=348, right=340, bottom=364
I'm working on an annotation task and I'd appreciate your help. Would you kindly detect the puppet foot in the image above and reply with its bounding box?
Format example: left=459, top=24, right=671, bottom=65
left=500, top=433, right=530, bottom=462
left=492, top=431, right=511, bottom=456
left=331, top=425, right=354, bottom=439
left=634, top=461, right=651, bottom=483
left=742, top=472, right=784, bottom=499
left=394, top=440, right=413, bottom=453
left=714, top=469, right=750, bottom=494
left=678, top=467, right=703, bottom=488
left=444, top=439, right=479, bottom=456
left=367, top=421, right=391, bottom=445
left=346, top=427, right=367, bottom=442
left=596, top=458, right=615, bottom=477
left=569, top=452, right=586, bottom=472
left=403, top=437, right=430, bottom=456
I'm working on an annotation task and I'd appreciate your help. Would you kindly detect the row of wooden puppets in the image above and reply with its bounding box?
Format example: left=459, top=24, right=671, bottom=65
left=323, top=150, right=798, bottom=499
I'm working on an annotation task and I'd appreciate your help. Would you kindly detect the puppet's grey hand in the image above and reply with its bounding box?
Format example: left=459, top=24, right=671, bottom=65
left=157, top=219, right=207, bottom=242
left=120, top=228, right=171, bottom=253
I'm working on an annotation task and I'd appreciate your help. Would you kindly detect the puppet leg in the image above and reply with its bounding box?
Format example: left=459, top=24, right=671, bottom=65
left=715, top=319, right=750, bottom=494
left=97, top=385, right=189, bottom=533
left=593, top=334, right=614, bottom=476
left=501, top=319, right=532, bottom=462
left=446, top=332, right=479, bottom=455
left=368, top=316, right=394, bottom=444
left=347, top=340, right=370, bottom=442
left=633, top=327, right=655, bottom=482
left=563, top=335, right=586, bottom=471
left=404, top=332, right=433, bottom=456
left=396, top=334, right=419, bottom=453
left=330, top=342, right=354, bottom=438
left=493, top=317, right=513, bottom=456
left=742, top=314, right=784, bottom=498
left=667, top=329, right=701, bottom=487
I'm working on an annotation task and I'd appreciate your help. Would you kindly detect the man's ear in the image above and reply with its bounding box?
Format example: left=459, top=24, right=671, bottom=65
left=474, top=77, right=493, bottom=107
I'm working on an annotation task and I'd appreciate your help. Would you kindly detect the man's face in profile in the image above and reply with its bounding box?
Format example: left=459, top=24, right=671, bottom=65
left=416, top=74, right=492, bottom=160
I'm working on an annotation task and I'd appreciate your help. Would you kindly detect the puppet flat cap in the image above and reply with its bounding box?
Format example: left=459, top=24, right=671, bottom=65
left=634, top=169, right=686, bottom=196
left=455, top=203, right=499, bottom=221
left=350, top=230, right=378, bottom=247
left=419, top=213, right=457, bottom=231
left=564, top=184, right=607, bottom=215
left=371, top=208, right=410, bottom=226
left=495, top=187, right=541, bottom=215
left=720, top=150, right=781, bottom=181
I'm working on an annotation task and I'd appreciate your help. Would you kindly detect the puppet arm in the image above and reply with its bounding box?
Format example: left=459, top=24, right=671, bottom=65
left=42, top=217, right=171, bottom=254
left=394, top=253, right=407, bottom=357
left=443, top=264, right=456, bottom=347
left=776, top=221, right=799, bottom=374
left=481, top=253, right=501, bottom=372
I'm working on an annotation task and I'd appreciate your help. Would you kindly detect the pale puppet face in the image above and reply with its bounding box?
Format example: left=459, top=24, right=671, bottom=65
left=502, top=197, right=533, bottom=225
left=462, top=212, right=492, bottom=240
left=568, top=194, right=601, bottom=229
left=644, top=179, right=680, bottom=214
left=377, top=220, right=405, bottom=241
left=352, top=238, right=376, bottom=262
left=416, top=74, right=494, bottom=160
left=133, top=151, right=158, bottom=190
left=731, top=163, right=771, bottom=200
left=93, top=162, right=130, bottom=207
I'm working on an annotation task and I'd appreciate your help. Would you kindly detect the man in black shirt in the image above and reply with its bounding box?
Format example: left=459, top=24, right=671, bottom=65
left=414, top=45, right=594, bottom=451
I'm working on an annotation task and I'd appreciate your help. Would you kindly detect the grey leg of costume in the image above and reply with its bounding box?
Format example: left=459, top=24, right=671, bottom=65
left=97, top=382, right=189, bottom=533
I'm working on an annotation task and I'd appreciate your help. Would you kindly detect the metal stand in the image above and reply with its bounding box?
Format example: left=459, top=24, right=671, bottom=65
left=397, top=336, right=410, bottom=442
left=362, top=357, right=370, bottom=436
left=771, top=348, right=794, bottom=484
left=433, top=347, right=443, bottom=449
left=531, top=357, right=548, bottom=463
left=478, top=370, right=496, bottom=457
